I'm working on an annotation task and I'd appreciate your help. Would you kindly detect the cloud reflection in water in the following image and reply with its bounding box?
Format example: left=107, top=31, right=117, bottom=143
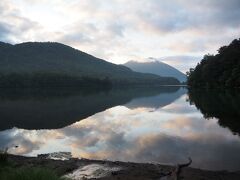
left=0, top=91, right=240, bottom=171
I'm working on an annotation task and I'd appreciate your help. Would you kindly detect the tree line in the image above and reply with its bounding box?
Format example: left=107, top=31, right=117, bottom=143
left=0, top=73, right=112, bottom=88
left=187, top=39, right=240, bottom=88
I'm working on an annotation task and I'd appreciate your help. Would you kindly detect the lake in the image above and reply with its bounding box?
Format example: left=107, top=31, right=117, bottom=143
left=0, top=87, right=239, bottom=171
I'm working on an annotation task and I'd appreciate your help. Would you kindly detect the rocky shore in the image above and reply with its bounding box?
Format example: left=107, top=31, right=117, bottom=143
left=5, top=154, right=240, bottom=180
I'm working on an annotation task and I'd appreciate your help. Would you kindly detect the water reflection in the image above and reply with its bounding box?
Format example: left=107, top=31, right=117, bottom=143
left=0, top=86, right=182, bottom=130
left=0, top=87, right=240, bottom=171
left=125, top=87, right=186, bottom=109
left=188, top=89, right=240, bottom=135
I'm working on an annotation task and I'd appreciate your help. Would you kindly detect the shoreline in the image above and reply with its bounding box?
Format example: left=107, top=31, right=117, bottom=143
left=3, top=154, right=240, bottom=180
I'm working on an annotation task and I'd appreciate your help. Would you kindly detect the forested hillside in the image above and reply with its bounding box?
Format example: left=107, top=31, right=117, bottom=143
left=187, top=39, right=240, bottom=88
left=0, top=42, right=180, bottom=87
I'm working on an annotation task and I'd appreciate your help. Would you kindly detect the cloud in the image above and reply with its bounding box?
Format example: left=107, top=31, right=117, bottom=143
left=0, top=0, right=44, bottom=43
left=138, top=0, right=240, bottom=34
left=0, top=22, right=11, bottom=41
left=0, top=0, right=239, bottom=71
left=159, top=56, right=202, bottom=73
left=0, top=128, right=42, bottom=155
left=130, top=132, right=240, bottom=170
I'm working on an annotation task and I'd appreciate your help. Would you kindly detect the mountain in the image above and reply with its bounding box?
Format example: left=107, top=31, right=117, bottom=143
left=187, top=39, right=240, bottom=88
left=0, top=42, right=180, bottom=87
left=124, top=60, right=186, bottom=82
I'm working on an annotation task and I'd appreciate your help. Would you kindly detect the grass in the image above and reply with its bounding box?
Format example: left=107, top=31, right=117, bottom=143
left=0, top=148, right=8, bottom=163
left=0, top=147, right=70, bottom=180
left=0, top=166, right=69, bottom=180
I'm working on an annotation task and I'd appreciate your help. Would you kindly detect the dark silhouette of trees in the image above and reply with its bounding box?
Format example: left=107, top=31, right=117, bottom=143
left=187, top=39, right=240, bottom=88
left=188, top=88, right=240, bottom=135
left=0, top=73, right=112, bottom=88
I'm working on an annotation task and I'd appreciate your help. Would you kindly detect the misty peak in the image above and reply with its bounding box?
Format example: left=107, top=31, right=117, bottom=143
left=124, top=59, right=186, bottom=82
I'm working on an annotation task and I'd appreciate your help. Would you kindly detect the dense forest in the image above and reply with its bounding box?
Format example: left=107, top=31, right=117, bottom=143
left=187, top=39, right=240, bottom=88
left=0, top=42, right=180, bottom=87
left=0, top=73, right=112, bottom=88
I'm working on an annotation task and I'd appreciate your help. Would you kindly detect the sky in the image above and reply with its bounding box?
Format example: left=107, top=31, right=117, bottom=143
left=0, top=0, right=240, bottom=73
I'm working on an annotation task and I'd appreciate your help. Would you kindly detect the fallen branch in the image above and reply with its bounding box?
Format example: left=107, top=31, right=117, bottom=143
left=160, top=157, right=192, bottom=180
left=174, top=157, right=192, bottom=179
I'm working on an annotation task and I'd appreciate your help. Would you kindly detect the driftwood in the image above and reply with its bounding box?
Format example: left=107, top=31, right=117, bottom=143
left=161, top=157, right=192, bottom=180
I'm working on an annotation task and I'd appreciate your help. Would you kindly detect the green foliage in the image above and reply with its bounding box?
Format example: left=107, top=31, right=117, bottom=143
left=0, top=148, right=8, bottom=164
left=0, top=166, right=68, bottom=180
left=0, top=146, right=18, bottom=164
left=187, top=39, right=240, bottom=88
left=0, top=146, right=69, bottom=180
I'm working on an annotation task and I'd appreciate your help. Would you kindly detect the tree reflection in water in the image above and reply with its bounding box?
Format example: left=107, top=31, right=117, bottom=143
left=188, top=88, right=240, bottom=135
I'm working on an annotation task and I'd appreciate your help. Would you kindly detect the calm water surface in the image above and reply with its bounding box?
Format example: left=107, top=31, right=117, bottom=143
left=0, top=87, right=239, bottom=171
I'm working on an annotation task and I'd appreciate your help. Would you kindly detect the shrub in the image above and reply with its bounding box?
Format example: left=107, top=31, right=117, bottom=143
left=0, top=148, right=9, bottom=164
left=0, top=167, right=69, bottom=180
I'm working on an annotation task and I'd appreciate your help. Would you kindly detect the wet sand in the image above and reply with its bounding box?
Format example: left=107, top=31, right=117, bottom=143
left=7, top=154, right=240, bottom=180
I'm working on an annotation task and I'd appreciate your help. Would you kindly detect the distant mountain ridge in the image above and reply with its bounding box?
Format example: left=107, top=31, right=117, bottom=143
left=0, top=41, right=180, bottom=87
left=124, top=60, right=186, bottom=82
